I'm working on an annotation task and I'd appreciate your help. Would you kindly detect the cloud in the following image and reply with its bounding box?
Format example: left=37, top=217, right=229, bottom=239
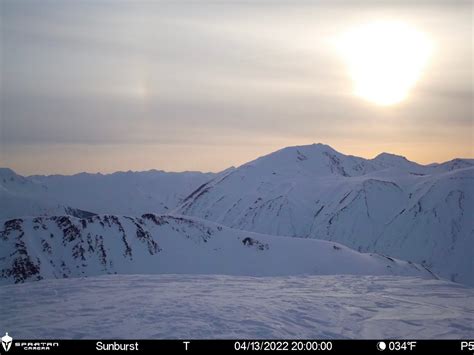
left=1, top=0, right=472, bottom=173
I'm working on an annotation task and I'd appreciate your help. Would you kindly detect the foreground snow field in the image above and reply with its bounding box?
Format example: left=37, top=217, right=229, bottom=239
left=1, top=274, right=472, bottom=339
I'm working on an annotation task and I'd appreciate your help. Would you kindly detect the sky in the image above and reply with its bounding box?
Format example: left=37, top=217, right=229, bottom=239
left=1, top=0, right=472, bottom=175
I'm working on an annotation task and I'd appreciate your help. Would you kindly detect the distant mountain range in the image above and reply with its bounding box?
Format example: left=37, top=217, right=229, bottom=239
left=0, top=167, right=216, bottom=218
left=1, top=143, right=472, bottom=285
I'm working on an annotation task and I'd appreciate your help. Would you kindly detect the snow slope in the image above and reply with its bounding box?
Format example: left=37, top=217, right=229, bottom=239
left=0, top=214, right=435, bottom=285
left=29, top=170, right=217, bottom=216
left=1, top=274, right=472, bottom=339
left=176, top=144, right=474, bottom=285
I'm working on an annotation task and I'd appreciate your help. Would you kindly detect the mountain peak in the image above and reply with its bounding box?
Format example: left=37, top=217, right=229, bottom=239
left=371, top=153, right=422, bottom=170
left=433, top=158, right=474, bottom=171
left=0, top=167, right=18, bottom=177
left=374, top=152, right=408, bottom=161
left=289, top=142, right=338, bottom=153
left=238, top=143, right=374, bottom=178
left=0, top=168, right=30, bottom=185
left=253, top=143, right=341, bottom=161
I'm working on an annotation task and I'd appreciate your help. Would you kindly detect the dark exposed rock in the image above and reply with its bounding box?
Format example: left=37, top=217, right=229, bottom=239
left=142, top=213, right=167, bottom=226
left=242, top=237, right=269, bottom=251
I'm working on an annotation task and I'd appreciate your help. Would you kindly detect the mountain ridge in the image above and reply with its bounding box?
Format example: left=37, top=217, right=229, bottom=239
left=1, top=168, right=217, bottom=219
left=0, top=213, right=436, bottom=285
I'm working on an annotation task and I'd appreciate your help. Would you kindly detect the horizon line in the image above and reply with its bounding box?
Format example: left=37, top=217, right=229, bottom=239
left=2, top=142, right=473, bottom=177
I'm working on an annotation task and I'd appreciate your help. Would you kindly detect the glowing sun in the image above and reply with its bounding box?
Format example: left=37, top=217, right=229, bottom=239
left=336, top=22, right=433, bottom=106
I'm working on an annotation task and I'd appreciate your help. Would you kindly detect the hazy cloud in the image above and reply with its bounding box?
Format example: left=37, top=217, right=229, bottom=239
left=1, top=0, right=472, bottom=174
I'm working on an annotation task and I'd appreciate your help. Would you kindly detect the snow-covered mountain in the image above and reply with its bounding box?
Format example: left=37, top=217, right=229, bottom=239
left=0, top=168, right=95, bottom=219
left=0, top=214, right=435, bottom=285
left=2, top=144, right=472, bottom=285
left=29, top=170, right=217, bottom=216
left=176, top=144, right=474, bottom=285
left=0, top=168, right=216, bottom=218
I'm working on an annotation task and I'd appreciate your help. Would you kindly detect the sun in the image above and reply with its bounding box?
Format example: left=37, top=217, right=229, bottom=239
left=336, top=21, right=433, bottom=106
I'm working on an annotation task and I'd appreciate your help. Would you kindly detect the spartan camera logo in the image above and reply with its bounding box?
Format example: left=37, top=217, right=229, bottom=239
left=2, top=332, right=12, bottom=352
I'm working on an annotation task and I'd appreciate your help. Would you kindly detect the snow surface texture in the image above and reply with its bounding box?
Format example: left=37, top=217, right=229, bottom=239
left=0, top=168, right=216, bottom=218
left=176, top=144, right=474, bottom=285
left=0, top=215, right=434, bottom=285
left=1, top=274, right=472, bottom=339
